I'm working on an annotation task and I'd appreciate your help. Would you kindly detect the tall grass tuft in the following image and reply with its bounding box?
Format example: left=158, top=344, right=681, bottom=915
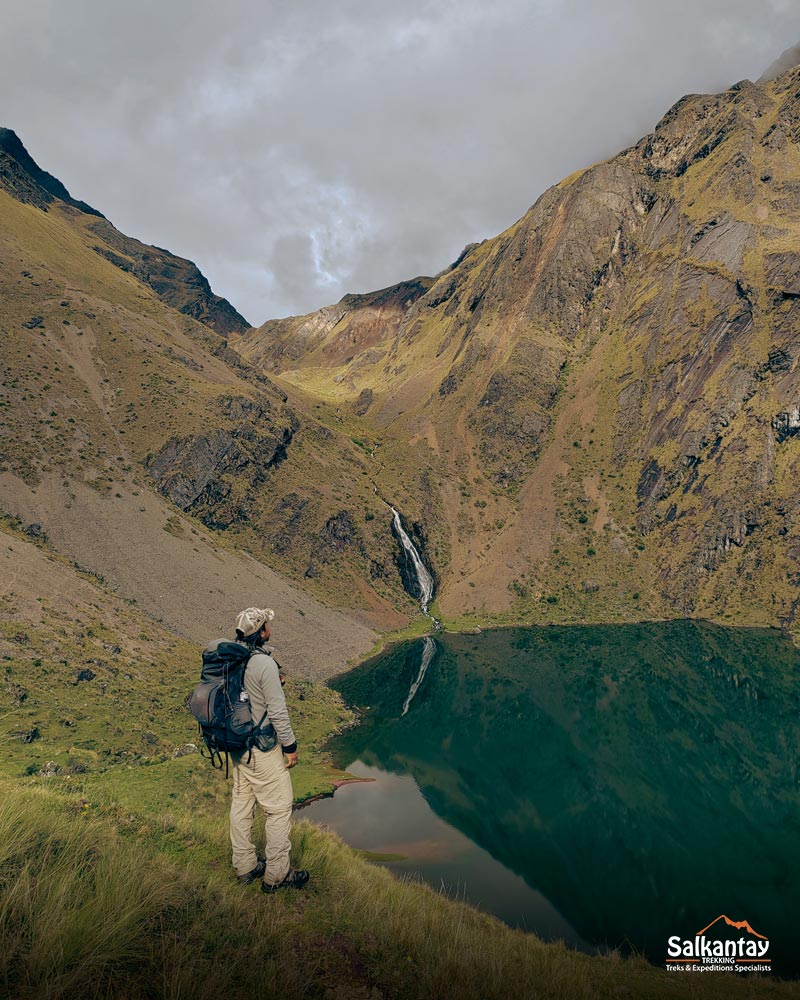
left=0, top=788, right=178, bottom=998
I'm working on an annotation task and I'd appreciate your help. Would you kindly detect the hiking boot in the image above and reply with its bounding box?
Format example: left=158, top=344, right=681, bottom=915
left=236, top=859, right=266, bottom=885
left=261, top=868, right=310, bottom=894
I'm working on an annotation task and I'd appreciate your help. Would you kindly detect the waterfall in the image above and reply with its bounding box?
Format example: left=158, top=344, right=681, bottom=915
left=402, top=636, right=436, bottom=716
left=391, top=506, right=435, bottom=613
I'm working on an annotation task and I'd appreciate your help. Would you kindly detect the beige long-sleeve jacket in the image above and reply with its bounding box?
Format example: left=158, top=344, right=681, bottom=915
left=243, top=650, right=297, bottom=753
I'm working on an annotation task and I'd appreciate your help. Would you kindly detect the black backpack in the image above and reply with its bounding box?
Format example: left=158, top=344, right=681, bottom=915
left=187, top=640, right=277, bottom=773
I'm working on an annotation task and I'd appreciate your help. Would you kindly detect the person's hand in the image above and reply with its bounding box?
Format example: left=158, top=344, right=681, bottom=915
left=284, top=750, right=298, bottom=768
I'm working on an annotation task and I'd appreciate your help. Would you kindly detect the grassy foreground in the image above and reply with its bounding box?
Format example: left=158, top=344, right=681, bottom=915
left=0, top=523, right=793, bottom=997
left=0, top=779, right=793, bottom=1000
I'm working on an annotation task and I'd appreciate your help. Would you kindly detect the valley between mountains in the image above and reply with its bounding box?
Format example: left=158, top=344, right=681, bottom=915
left=6, top=63, right=800, bottom=649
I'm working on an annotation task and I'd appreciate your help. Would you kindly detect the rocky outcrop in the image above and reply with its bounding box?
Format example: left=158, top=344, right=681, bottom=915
left=147, top=395, right=298, bottom=529
left=352, top=387, right=373, bottom=416
left=700, top=509, right=762, bottom=572
left=88, top=219, right=249, bottom=335
left=772, top=407, right=800, bottom=442
left=305, top=511, right=361, bottom=579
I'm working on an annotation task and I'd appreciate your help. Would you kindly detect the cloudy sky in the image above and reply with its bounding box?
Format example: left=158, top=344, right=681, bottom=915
left=2, top=1, right=799, bottom=325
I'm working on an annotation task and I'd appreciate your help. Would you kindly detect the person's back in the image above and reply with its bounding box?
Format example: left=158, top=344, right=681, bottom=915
left=241, top=649, right=294, bottom=752
left=227, top=606, right=309, bottom=893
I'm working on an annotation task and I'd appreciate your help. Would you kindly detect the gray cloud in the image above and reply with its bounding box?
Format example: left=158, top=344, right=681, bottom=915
left=2, top=1, right=798, bottom=324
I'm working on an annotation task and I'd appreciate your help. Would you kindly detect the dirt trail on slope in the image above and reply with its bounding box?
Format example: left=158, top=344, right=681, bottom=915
left=585, top=472, right=612, bottom=533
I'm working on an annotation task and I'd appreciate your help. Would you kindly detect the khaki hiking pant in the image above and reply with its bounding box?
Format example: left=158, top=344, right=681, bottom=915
left=230, top=744, right=293, bottom=884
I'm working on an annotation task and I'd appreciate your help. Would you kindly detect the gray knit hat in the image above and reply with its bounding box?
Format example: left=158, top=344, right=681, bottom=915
left=235, top=607, right=275, bottom=637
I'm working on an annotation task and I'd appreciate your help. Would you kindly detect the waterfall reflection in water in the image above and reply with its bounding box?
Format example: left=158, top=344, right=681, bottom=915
left=402, top=636, right=436, bottom=716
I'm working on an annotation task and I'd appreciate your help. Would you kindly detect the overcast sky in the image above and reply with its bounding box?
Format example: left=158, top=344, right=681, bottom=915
left=2, top=1, right=799, bottom=325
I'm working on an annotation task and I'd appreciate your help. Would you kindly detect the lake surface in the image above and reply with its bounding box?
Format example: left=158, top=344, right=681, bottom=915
left=301, top=622, right=800, bottom=975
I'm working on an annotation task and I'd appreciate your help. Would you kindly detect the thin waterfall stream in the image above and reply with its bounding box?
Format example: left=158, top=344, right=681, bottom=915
left=369, top=476, right=436, bottom=620
left=390, top=505, right=435, bottom=614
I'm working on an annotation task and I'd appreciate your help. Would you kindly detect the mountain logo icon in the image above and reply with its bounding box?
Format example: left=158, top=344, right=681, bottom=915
left=696, top=914, right=767, bottom=940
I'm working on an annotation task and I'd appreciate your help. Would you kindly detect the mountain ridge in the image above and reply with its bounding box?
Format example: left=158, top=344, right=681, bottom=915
left=0, top=126, right=104, bottom=217
left=0, top=127, right=250, bottom=335
left=5, top=59, right=800, bottom=633
left=233, top=58, right=800, bottom=628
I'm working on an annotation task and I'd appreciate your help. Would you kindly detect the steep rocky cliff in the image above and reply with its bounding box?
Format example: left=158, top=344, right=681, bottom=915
left=235, top=60, right=800, bottom=628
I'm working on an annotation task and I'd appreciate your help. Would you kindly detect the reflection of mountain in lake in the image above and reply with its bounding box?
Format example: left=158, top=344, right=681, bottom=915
left=328, top=623, right=800, bottom=973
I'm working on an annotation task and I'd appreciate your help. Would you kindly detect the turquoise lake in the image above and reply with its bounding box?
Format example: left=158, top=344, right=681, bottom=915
left=300, top=622, right=800, bottom=975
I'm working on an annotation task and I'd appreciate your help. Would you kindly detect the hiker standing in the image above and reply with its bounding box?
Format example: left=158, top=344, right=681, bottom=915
left=229, top=607, right=309, bottom=893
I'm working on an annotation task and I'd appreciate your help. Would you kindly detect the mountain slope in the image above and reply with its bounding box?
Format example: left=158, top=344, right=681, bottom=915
left=0, top=133, right=400, bottom=662
left=0, top=128, right=250, bottom=335
left=6, top=60, right=800, bottom=633
left=236, top=62, right=800, bottom=629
